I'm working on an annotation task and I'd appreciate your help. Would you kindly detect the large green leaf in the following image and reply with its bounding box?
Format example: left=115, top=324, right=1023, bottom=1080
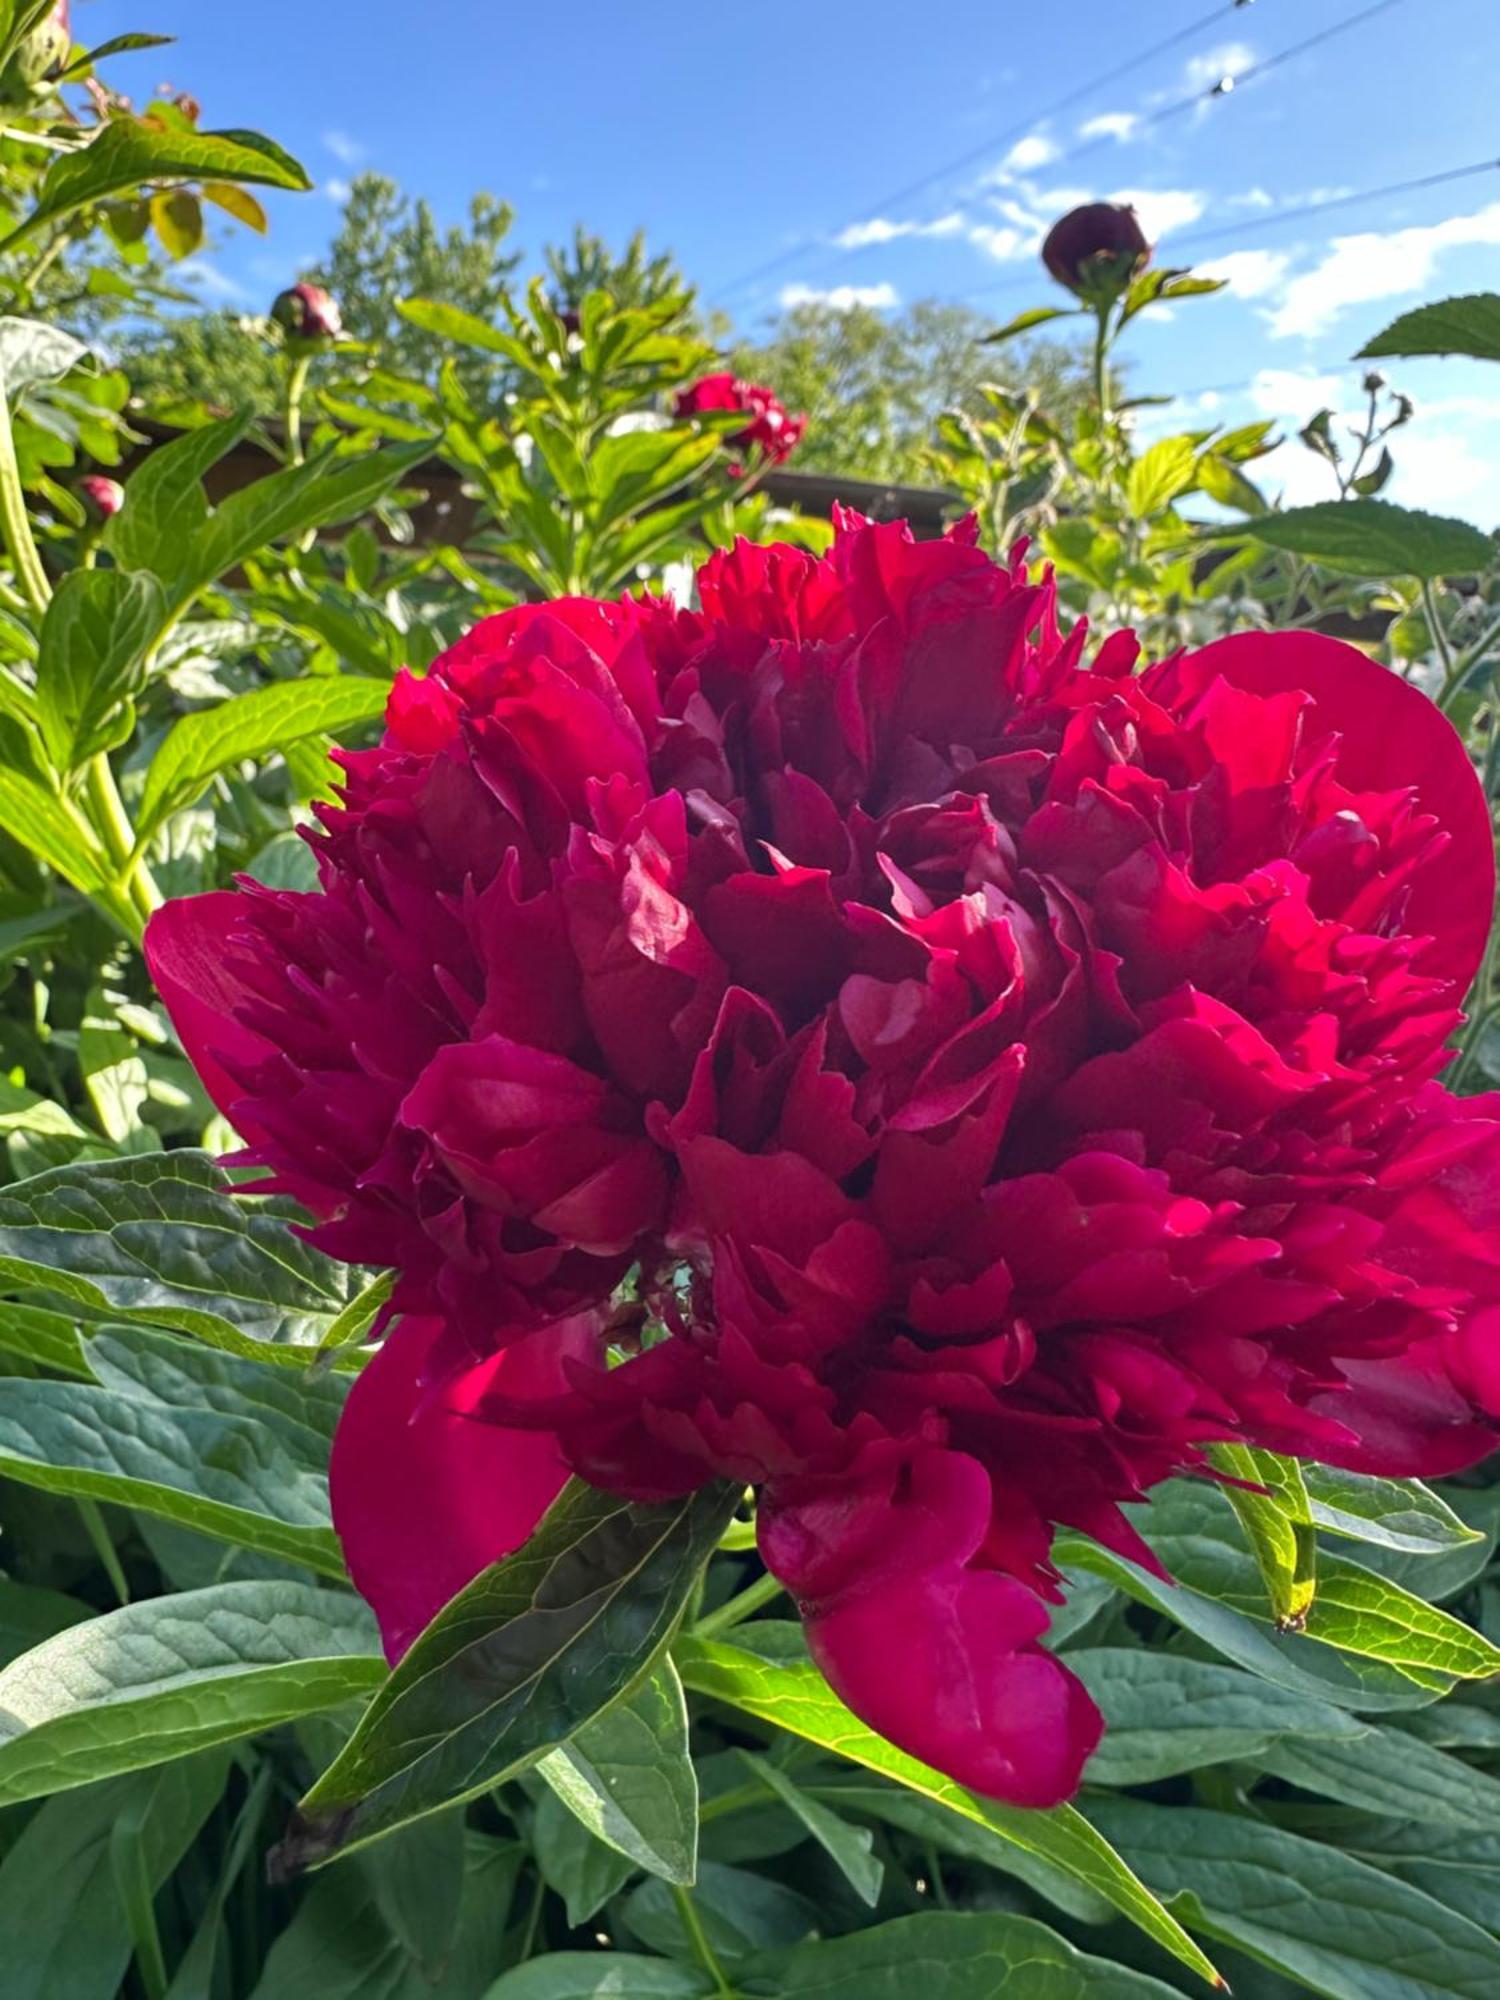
left=674, top=1633, right=1221, bottom=1989
left=0, top=1755, right=228, bottom=2000
left=1126, top=435, right=1198, bottom=517
left=1222, top=499, right=1493, bottom=580
left=248, top=1833, right=521, bottom=2000
left=530, top=1785, right=637, bottom=1927
left=0, top=1580, right=380, bottom=1802
left=11, top=120, right=310, bottom=246
left=103, top=412, right=251, bottom=577
left=0, top=766, right=106, bottom=893
left=1090, top=1799, right=1500, bottom=2000
left=1252, top=1718, right=1500, bottom=1828
left=1358, top=293, right=1500, bottom=364
left=0, top=1371, right=344, bottom=1575
left=1070, top=1648, right=1365, bottom=1786
left=0, top=1150, right=351, bottom=1358
left=0, top=315, right=87, bottom=396
left=138, top=674, right=390, bottom=836
left=275, top=1480, right=739, bottom=1873
left=749, top=1911, right=1186, bottom=1998
left=537, top=1654, right=698, bottom=1886
left=34, top=567, right=166, bottom=769
left=742, top=1752, right=883, bottom=1906
left=1300, top=1464, right=1481, bottom=1554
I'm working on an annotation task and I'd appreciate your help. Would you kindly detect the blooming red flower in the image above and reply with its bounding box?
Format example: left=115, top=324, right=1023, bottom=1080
left=271, top=281, right=343, bottom=344
left=147, top=515, right=1500, bottom=1808
left=1042, top=202, right=1151, bottom=302
left=674, top=371, right=806, bottom=474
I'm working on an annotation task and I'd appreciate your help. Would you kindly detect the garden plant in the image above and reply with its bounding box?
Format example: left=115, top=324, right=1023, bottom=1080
left=1, top=11, right=1500, bottom=2000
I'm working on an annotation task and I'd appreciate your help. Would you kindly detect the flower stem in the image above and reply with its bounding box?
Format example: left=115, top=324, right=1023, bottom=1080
left=77, top=1499, right=130, bottom=1605
left=284, top=351, right=312, bottom=466
left=693, top=1569, right=784, bottom=1639
left=671, top=1884, right=736, bottom=1999
left=0, top=379, right=50, bottom=615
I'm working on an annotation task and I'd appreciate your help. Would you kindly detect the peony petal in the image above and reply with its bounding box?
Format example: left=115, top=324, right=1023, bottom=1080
left=1186, top=630, right=1494, bottom=989
left=329, top=1311, right=593, bottom=1661
left=143, top=892, right=275, bottom=1130
left=760, top=1450, right=1101, bottom=1807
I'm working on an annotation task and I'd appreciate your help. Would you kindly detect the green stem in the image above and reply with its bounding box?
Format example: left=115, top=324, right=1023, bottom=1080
left=84, top=754, right=160, bottom=930
left=1091, top=303, right=1112, bottom=428
left=0, top=379, right=50, bottom=615
left=693, top=1569, right=785, bottom=1639
left=1425, top=577, right=1461, bottom=706
left=77, top=1498, right=129, bottom=1605
left=671, top=1884, right=735, bottom=1999
left=284, top=351, right=312, bottom=467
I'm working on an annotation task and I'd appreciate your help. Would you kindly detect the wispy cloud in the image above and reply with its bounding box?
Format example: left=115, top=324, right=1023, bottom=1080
left=834, top=212, right=964, bottom=250
left=1266, top=201, right=1500, bottom=338
left=780, top=281, right=900, bottom=310
left=1105, top=187, right=1205, bottom=240
left=325, top=177, right=352, bottom=205
left=180, top=258, right=249, bottom=303
left=1078, top=111, right=1139, bottom=144
left=322, top=129, right=364, bottom=166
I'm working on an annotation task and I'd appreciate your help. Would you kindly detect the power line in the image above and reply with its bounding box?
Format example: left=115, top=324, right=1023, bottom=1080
left=720, top=0, right=1415, bottom=315
left=712, top=0, right=1258, bottom=305
left=962, top=155, right=1500, bottom=303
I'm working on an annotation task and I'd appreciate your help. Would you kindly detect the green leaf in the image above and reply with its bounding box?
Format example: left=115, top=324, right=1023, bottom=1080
left=0, top=1579, right=89, bottom=1668
left=531, top=1783, right=636, bottom=1924
left=248, top=1833, right=521, bottom=2000
left=1070, top=1649, right=1364, bottom=1786
left=1300, top=1465, right=1481, bottom=1554
left=537, top=1654, right=698, bottom=1885
left=139, top=674, right=390, bottom=836
left=1197, top=451, right=1266, bottom=514
left=981, top=305, right=1079, bottom=343
left=1358, top=293, right=1500, bottom=364
left=752, top=1911, right=1186, bottom=1998
left=166, top=438, right=435, bottom=613
left=10, top=120, right=311, bottom=247
left=0, top=1580, right=378, bottom=1801
left=1253, top=1718, right=1500, bottom=1828
left=740, top=1751, right=883, bottom=1905
left=0, top=1300, right=89, bottom=1376
left=1209, top=1444, right=1317, bottom=1629
left=1089, top=1798, right=1500, bottom=2000
left=103, top=411, right=253, bottom=576
left=0, top=316, right=87, bottom=397
left=35, top=567, right=166, bottom=769
left=0, top=1755, right=228, bottom=2000
left=621, top=1859, right=815, bottom=1965
left=1126, top=435, right=1198, bottom=517
left=397, top=296, right=521, bottom=358
left=0, top=1150, right=350, bottom=1358
left=57, top=31, right=175, bottom=77
left=0, top=766, right=106, bottom=893
left=674, top=1634, right=1221, bottom=1988
left=482, top=1957, right=711, bottom=1998
left=1223, top=499, right=1494, bottom=580
left=275, top=1480, right=739, bottom=1873
left=0, top=1371, right=345, bottom=1575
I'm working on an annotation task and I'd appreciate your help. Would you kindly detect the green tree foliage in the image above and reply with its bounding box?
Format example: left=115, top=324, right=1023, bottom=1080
left=733, top=298, right=1087, bottom=485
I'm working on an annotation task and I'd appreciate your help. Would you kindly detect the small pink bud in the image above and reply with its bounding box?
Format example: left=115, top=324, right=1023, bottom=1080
left=78, top=474, right=124, bottom=522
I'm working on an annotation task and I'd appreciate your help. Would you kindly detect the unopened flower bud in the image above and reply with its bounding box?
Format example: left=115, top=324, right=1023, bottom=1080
left=270, top=282, right=343, bottom=346
left=78, top=473, right=124, bottom=522
left=1041, top=202, right=1151, bottom=304
left=10, top=1, right=70, bottom=89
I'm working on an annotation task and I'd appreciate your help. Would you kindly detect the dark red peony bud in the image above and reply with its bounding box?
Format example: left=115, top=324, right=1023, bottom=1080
left=674, top=372, right=805, bottom=474
left=1041, top=201, right=1151, bottom=303
left=77, top=474, right=124, bottom=522
left=270, top=282, right=343, bottom=345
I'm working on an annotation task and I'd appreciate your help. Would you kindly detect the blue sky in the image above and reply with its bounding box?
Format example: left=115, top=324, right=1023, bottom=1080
left=128, top=0, right=1500, bottom=523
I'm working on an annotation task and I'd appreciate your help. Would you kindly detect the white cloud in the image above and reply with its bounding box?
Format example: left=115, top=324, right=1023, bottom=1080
left=179, top=258, right=249, bottom=302
left=322, top=129, right=364, bottom=165
left=325, top=177, right=352, bottom=205
left=1266, top=202, right=1500, bottom=338
left=1107, top=186, right=1205, bottom=239
left=1228, top=186, right=1275, bottom=211
left=833, top=211, right=964, bottom=250
left=1197, top=248, right=1292, bottom=299
left=1079, top=111, right=1139, bottom=143
left=1247, top=367, right=1345, bottom=424
left=779, top=281, right=900, bottom=310
left=1002, top=133, right=1058, bottom=173
left=968, top=223, right=1030, bottom=262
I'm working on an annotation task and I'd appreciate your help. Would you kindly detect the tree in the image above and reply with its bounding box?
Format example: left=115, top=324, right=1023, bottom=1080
left=732, top=299, right=1087, bottom=486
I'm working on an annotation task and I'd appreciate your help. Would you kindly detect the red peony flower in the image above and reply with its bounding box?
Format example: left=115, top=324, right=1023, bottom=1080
left=271, top=281, right=343, bottom=345
left=1042, top=201, right=1151, bottom=303
left=674, top=371, right=806, bottom=474
left=147, top=514, right=1500, bottom=1808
